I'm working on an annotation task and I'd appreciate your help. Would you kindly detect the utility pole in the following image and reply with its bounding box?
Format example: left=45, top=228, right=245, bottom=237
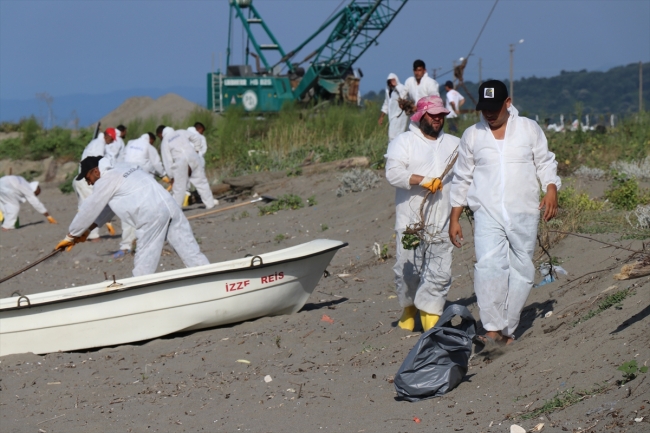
left=478, top=57, right=482, bottom=86
left=639, top=62, right=643, bottom=113
left=509, top=39, right=524, bottom=103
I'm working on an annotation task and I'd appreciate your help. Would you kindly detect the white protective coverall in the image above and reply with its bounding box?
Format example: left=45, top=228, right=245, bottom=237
left=161, top=127, right=215, bottom=209
left=187, top=127, right=208, bottom=161
left=105, top=133, right=124, bottom=163
left=0, top=176, right=47, bottom=229
left=122, top=134, right=166, bottom=177
left=450, top=105, right=561, bottom=337
left=385, top=125, right=460, bottom=315
left=381, top=73, right=409, bottom=142
left=73, top=135, right=107, bottom=239
left=118, top=134, right=167, bottom=251
left=404, top=72, right=440, bottom=103
left=68, top=161, right=209, bottom=277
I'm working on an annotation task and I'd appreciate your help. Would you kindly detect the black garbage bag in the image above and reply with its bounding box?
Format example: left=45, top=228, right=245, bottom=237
left=394, top=304, right=477, bottom=402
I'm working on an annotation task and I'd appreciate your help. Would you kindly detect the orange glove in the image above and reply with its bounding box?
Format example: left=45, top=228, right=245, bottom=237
left=161, top=176, right=171, bottom=184
left=46, top=215, right=58, bottom=224
left=55, top=236, right=76, bottom=252
left=419, top=177, right=443, bottom=194
left=106, top=223, right=116, bottom=236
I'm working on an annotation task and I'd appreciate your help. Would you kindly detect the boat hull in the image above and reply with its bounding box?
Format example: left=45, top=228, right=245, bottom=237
left=0, top=239, right=345, bottom=356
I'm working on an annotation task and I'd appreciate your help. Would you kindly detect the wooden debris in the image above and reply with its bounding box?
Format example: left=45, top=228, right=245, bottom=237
left=614, top=256, right=650, bottom=280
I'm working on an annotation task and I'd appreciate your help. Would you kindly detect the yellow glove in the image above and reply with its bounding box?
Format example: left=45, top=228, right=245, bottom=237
left=161, top=176, right=171, bottom=184
left=55, top=236, right=76, bottom=252
left=419, top=177, right=443, bottom=194
left=46, top=215, right=58, bottom=224
left=106, top=223, right=116, bottom=236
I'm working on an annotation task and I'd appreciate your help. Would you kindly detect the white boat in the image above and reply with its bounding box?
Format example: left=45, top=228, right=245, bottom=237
left=0, top=239, right=346, bottom=357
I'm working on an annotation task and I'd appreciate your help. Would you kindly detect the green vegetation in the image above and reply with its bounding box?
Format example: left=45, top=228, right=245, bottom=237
left=19, top=170, right=42, bottom=182
left=320, top=223, right=328, bottom=232
left=380, top=244, right=390, bottom=260
left=618, top=360, right=648, bottom=384
left=541, top=179, right=650, bottom=244
left=2, top=101, right=647, bottom=182
left=274, top=233, right=286, bottom=243
left=364, top=62, right=650, bottom=117
left=520, top=383, right=608, bottom=420
left=59, top=171, right=76, bottom=194
left=573, top=288, right=635, bottom=326
left=258, top=194, right=304, bottom=215
left=0, top=116, right=92, bottom=160
left=547, top=111, right=650, bottom=176
left=307, top=195, right=317, bottom=206
left=604, top=173, right=650, bottom=210
left=401, top=232, right=420, bottom=250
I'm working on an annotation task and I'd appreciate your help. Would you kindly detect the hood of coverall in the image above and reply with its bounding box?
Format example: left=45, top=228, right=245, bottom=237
left=386, top=73, right=401, bottom=88
left=29, top=181, right=39, bottom=192
left=162, top=127, right=174, bottom=137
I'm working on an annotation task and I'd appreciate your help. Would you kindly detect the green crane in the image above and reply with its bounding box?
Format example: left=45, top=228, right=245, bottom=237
left=208, top=0, right=409, bottom=113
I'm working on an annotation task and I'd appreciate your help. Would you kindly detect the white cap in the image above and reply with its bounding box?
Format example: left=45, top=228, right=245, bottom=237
left=29, top=181, right=39, bottom=192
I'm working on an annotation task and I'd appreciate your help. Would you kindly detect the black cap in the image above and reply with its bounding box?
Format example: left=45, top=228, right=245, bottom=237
left=476, top=80, right=508, bottom=111
left=76, top=156, right=103, bottom=181
left=445, top=80, right=454, bottom=89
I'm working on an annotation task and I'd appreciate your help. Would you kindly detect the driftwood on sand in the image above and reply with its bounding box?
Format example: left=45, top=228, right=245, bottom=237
left=614, top=256, right=650, bottom=280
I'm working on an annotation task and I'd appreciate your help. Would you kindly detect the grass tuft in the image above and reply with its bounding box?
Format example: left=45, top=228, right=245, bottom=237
left=573, top=288, right=635, bottom=326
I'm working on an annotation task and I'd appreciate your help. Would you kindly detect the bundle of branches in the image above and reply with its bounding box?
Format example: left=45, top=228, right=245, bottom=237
left=401, top=150, right=459, bottom=250
left=398, top=98, right=416, bottom=116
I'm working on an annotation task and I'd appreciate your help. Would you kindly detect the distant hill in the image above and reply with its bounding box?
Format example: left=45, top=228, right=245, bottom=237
left=364, top=62, right=649, bottom=120
left=0, top=86, right=205, bottom=127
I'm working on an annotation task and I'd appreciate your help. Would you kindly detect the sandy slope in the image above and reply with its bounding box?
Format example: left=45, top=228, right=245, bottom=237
left=0, top=171, right=648, bottom=433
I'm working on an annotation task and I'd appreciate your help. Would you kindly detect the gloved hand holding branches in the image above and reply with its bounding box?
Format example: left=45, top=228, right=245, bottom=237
left=419, top=177, right=443, bottom=194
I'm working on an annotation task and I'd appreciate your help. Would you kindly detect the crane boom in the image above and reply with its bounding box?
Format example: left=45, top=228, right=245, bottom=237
left=208, top=0, right=409, bottom=112
left=293, top=0, right=408, bottom=99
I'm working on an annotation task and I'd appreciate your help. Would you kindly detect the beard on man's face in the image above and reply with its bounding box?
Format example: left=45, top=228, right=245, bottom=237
left=420, top=119, right=442, bottom=138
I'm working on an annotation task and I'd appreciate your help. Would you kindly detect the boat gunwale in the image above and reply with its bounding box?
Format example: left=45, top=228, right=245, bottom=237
left=0, top=241, right=348, bottom=313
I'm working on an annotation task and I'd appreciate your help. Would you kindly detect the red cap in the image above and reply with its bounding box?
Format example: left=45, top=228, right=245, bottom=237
left=105, top=128, right=117, bottom=140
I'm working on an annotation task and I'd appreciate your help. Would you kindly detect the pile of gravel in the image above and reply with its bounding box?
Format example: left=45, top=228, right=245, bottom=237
left=573, top=165, right=607, bottom=180
left=336, top=168, right=380, bottom=197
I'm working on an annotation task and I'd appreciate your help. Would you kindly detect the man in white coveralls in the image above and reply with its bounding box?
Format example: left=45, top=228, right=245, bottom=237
left=113, top=132, right=170, bottom=258
left=385, top=95, right=460, bottom=332
left=404, top=59, right=440, bottom=104
left=0, top=176, right=57, bottom=230
left=73, top=127, right=118, bottom=240
left=378, top=73, right=409, bottom=143
left=156, top=125, right=215, bottom=209
left=55, top=156, right=209, bottom=277
left=449, top=80, right=560, bottom=345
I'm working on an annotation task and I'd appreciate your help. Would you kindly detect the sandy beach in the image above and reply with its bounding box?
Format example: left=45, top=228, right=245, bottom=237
left=0, top=170, right=648, bottom=433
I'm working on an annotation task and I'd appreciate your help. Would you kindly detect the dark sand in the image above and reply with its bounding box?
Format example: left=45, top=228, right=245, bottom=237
left=0, top=171, right=648, bottom=433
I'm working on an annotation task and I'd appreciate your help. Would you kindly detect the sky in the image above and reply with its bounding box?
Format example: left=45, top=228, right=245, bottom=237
left=0, top=0, right=648, bottom=103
